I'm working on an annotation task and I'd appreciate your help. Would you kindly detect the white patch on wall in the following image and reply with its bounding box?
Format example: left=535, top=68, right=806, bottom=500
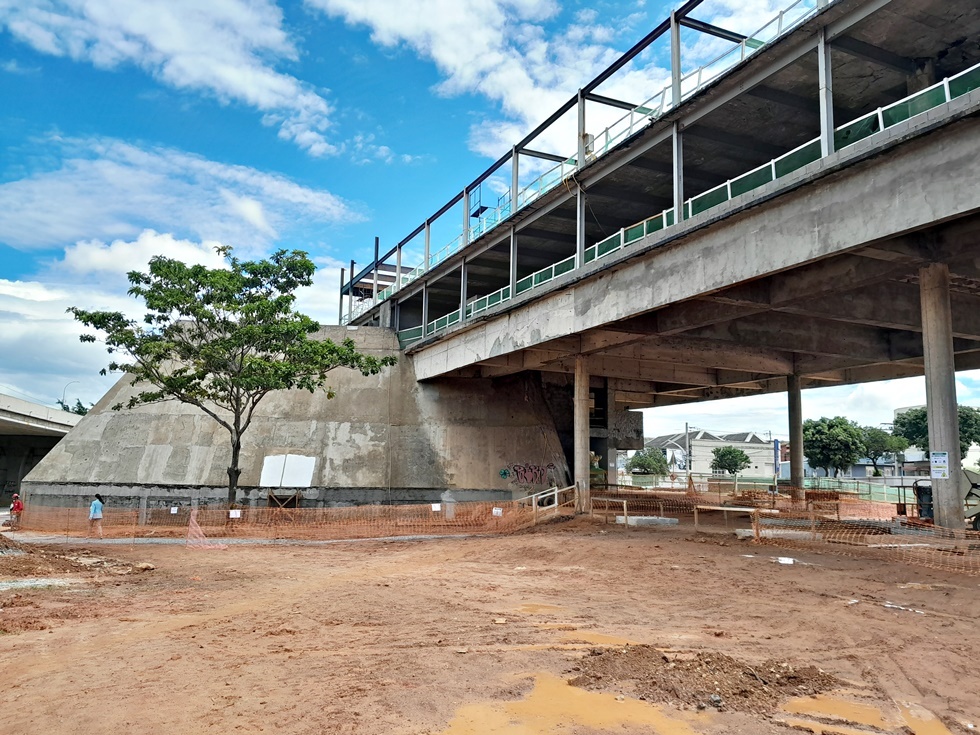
left=260, top=454, right=316, bottom=488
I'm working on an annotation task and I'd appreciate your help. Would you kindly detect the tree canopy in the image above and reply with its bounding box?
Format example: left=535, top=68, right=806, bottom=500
left=710, top=445, right=751, bottom=475
left=57, top=398, right=91, bottom=415
left=802, top=417, right=865, bottom=477
left=860, top=426, right=908, bottom=475
left=627, top=448, right=669, bottom=475
left=892, top=406, right=980, bottom=459
left=70, top=247, right=397, bottom=504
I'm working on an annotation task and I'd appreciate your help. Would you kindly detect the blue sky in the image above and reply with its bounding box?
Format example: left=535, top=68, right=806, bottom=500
left=1, top=0, right=978, bottom=439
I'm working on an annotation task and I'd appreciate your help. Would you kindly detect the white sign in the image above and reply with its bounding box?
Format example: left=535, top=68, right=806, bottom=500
left=431, top=503, right=441, bottom=512
left=228, top=509, right=242, bottom=519
left=170, top=507, right=179, bottom=515
left=930, top=451, right=950, bottom=479
left=492, top=507, right=503, bottom=517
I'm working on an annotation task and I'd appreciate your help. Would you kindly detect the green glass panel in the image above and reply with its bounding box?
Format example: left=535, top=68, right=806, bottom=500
left=834, top=115, right=879, bottom=149
left=584, top=247, right=596, bottom=264
left=645, top=215, right=664, bottom=235
left=665, top=209, right=675, bottom=227
left=730, top=166, right=773, bottom=197
left=882, top=86, right=946, bottom=127
left=487, top=292, right=500, bottom=307
left=625, top=223, right=645, bottom=243
left=773, top=139, right=821, bottom=178
left=950, top=66, right=980, bottom=98
left=597, top=233, right=622, bottom=257
left=533, top=269, right=552, bottom=286
left=690, top=185, right=728, bottom=216
left=745, top=38, right=765, bottom=50
left=516, top=277, right=533, bottom=294
left=502, top=286, right=510, bottom=299
left=554, top=258, right=575, bottom=276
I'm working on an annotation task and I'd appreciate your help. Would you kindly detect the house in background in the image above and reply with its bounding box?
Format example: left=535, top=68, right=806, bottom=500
left=645, top=430, right=776, bottom=476
left=778, top=442, right=900, bottom=479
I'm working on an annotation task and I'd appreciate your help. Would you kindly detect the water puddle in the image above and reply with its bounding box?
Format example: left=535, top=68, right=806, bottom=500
left=0, top=577, right=79, bottom=592
left=782, top=694, right=891, bottom=729
left=781, top=694, right=953, bottom=734
left=559, top=630, right=636, bottom=646
left=515, top=603, right=564, bottom=614
left=899, top=703, right=954, bottom=735
left=437, top=671, right=709, bottom=734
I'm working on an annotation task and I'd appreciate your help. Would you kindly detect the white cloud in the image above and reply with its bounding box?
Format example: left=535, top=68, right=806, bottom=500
left=59, top=230, right=228, bottom=277
left=0, top=136, right=360, bottom=252
left=0, top=0, right=336, bottom=155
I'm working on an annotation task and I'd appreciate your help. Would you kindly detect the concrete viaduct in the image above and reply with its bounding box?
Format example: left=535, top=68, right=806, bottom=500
left=0, top=394, right=80, bottom=503
left=342, top=0, right=980, bottom=528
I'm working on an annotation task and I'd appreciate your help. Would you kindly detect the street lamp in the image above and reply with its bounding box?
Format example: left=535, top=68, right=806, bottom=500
left=61, top=380, right=79, bottom=406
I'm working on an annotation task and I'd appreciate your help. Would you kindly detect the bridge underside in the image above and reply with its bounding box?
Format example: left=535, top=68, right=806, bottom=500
left=442, top=212, right=980, bottom=411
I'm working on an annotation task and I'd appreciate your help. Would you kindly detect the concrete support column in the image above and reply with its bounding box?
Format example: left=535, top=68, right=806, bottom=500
left=920, top=262, right=963, bottom=529
left=670, top=11, right=682, bottom=108
left=577, top=89, right=587, bottom=168
left=424, top=221, right=431, bottom=272
left=672, top=122, right=684, bottom=222
left=508, top=227, right=517, bottom=297
left=575, top=186, right=587, bottom=268
left=787, top=374, right=805, bottom=500
left=817, top=27, right=835, bottom=157
left=394, top=245, right=402, bottom=295
left=459, top=260, right=468, bottom=321
left=347, top=259, right=355, bottom=321
left=574, top=356, right=591, bottom=513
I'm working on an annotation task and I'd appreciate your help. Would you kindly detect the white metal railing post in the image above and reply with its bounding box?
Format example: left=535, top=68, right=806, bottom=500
left=876, top=107, right=885, bottom=133
left=577, top=89, right=587, bottom=169
left=462, top=188, right=470, bottom=248
left=424, top=221, right=431, bottom=272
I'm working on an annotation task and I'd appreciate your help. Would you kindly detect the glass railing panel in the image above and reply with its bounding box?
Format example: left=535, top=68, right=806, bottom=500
left=515, top=276, right=533, bottom=294
left=645, top=213, right=664, bottom=235
left=882, top=86, right=946, bottom=127
left=625, top=222, right=645, bottom=244
left=597, top=232, right=623, bottom=258
left=448, top=310, right=460, bottom=325
left=487, top=292, right=500, bottom=307
left=584, top=246, right=597, bottom=264
left=950, top=65, right=980, bottom=98
left=690, top=184, right=729, bottom=216
left=533, top=268, right=553, bottom=286
left=730, top=164, right=774, bottom=197
left=665, top=208, right=675, bottom=227
left=774, top=139, right=820, bottom=178
left=835, top=114, right=880, bottom=149
left=502, top=286, right=510, bottom=300
left=554, top=256, right=576, bottom=276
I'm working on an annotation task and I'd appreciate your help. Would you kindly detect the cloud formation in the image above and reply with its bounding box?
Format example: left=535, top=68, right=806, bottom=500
left=0, top=0, right=336, bottom=155
left=0, top=136, right=360, bottom=252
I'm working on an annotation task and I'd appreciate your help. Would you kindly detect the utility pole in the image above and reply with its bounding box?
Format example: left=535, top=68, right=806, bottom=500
left=685, top=422, right=691, bottom=487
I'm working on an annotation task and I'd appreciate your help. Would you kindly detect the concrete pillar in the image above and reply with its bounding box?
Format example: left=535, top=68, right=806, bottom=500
left=672, top=122, right=684, bottom=222
left=574, top=356, right=591, bottom=512
left=787, top=374, right=805, bottom=500
left=670, top=11, right=682, bottom=108
left=817, top=28, right=835, bottom=157
left=575, top=186, right=586, bottom=268
left=920, top=262, right=963, bottom=529
left=509, top=227, right=518, bottom=297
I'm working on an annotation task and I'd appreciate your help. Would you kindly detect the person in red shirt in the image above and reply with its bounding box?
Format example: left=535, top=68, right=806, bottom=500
left=10, top=493, right=24, bottom=529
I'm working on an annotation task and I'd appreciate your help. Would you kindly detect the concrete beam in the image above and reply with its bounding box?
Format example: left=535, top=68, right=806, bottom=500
left=598, top=335, right=795, bottom=374
left=833, top=35, right=917, bottom=75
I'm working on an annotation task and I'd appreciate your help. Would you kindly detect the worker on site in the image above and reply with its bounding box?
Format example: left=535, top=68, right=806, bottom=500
left=10, top=493, right=24, bottom=529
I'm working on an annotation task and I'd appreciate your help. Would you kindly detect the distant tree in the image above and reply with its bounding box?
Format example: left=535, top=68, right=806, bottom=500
left=893, top=406, right=980, bottom=460
left=860, top=426, right=908, bottom=476
left=70, top=247, right=397, bottom=505
left=627, top=448, right=669, bottom=475
left=710, top=446, right=751, bottom=475
left=802, top=417, right=865, bottom=477
left=57, top=398, right=91, bottom=415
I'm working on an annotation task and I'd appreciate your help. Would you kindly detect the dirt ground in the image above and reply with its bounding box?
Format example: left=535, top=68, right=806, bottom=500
left=2, top=517, right=979, bottom=735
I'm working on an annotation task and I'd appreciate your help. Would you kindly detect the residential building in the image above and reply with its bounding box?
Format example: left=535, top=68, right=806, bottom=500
left=645, top=431, right=776, bottom=476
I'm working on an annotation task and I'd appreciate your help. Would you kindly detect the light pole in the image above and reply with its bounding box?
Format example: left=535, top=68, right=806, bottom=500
left=61, top=380, right=79, bottom=407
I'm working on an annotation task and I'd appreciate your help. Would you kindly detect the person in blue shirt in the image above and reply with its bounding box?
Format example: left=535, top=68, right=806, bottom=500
left=88, top=494, right=105, bottom=539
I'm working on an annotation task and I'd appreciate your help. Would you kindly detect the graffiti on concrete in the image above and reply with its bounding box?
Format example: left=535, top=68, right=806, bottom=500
left=499, top=463, right=557, bottom=487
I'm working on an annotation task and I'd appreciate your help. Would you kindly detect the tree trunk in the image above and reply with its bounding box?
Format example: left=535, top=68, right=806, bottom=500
left=227, top=436, right=242, bottom=506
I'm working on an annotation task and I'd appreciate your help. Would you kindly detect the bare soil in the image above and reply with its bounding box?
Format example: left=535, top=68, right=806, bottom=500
left=2, top=518, right=979, bottom=734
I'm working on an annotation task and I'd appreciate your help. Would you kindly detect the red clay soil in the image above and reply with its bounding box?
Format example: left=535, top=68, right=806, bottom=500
left=1, top=519, right=978, bottom=734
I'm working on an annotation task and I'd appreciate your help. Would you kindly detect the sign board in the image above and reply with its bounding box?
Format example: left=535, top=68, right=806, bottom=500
left=431, top=503, right=441, bottom=512
left=170, top=507, right=179, bottom=515
left=229, top=509, right=242, bottom=519
left=930, top=451, right=950, bottom=479
left=773, top=439, right=780, bottom=470
left=492, top=507, right=503, bottom=517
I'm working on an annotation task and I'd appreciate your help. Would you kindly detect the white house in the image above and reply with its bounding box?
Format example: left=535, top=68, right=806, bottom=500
left=645, top=430, right=776, bottom=476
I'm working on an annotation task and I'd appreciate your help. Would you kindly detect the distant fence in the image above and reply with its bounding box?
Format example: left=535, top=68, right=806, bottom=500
left=16, top=486, right=577, bottom=542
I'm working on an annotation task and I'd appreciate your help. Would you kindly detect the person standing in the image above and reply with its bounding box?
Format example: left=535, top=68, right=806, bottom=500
left=88, top=494, right=105, bottom=539
left=10, top=493, right=24, bottom=529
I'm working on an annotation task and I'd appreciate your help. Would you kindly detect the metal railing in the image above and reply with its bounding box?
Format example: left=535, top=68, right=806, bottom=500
left=394, top=60, right=980, bottom=343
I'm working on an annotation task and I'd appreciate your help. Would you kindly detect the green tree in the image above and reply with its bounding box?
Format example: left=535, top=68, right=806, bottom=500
left=892, top=406, right=980, bottom=460
left=627, top=448, right=669, bottom=475
left=57, top=398, right=91, bottom=415
left=802, top=417, right=865, bottom=477
left=860, top=426, right=908, bottom=475
left=710, top=445, right=751, bottom=475
left=70, top=247, right=397, bottom=505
